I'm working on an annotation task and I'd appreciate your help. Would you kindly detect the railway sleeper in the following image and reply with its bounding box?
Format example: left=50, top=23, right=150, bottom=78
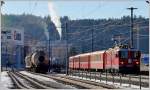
left=7, top=72, right=30, bottom=89
left=28, top=71, right=104, bottom=89
left=14, top=72, right=53, bottom=89
left=56, top=74, right=118, bottom=89
left=18, top=72, right=72, bottom=89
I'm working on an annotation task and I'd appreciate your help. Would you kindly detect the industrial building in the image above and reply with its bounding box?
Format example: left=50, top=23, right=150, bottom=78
left=1, top=27, right=24, bottom=70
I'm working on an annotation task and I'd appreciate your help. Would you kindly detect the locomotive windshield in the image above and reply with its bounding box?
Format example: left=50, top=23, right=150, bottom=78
left=131, top=51, right=140, bottom=59
left=119, top=51, right=128, bottom=59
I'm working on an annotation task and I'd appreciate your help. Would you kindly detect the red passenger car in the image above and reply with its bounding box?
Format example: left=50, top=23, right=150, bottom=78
left=90, top=51, right=105, bottom=71
left=69, top=45, right=141, bottom=74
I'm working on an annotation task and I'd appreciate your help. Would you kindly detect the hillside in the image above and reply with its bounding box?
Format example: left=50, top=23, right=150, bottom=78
left=1, top=14, right=149, bottom=54
left=60, top=16, right=149, bottom=54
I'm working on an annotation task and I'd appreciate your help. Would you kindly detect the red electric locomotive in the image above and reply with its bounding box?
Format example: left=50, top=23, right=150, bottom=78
left=69, top=45, right=141, bottom=74
left=104, top=45, right=141, bottom=74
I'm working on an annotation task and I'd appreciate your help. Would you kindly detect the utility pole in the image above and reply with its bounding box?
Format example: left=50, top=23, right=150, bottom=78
left=136, top=25, right=139, bottom=50
left=91, top=23, right=94, bottom=52
left=127, top=7, right=138, bottom=48
left=81, top=42, right=84, bottom=53
left=6, top=39, right=8, bottom=70
left=65, top=22, right=69, bottom=75
left=48, top=28, right=51, bottom=72
left=134, top=24, right=139, bottom=50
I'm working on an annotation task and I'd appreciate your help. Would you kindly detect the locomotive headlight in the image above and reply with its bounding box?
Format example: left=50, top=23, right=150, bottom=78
left=120, top=61, right=124, bottom=64
left=136, top=61, right=139, bottom=65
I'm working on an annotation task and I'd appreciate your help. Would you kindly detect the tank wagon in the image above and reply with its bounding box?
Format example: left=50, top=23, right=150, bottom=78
left=25, top=51, right=50, bottom=73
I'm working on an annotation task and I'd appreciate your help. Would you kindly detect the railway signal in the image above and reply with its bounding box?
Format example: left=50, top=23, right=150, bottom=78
left=65, top=22, right=69, bottom=75
left=133, top=24, right=140, bottom=50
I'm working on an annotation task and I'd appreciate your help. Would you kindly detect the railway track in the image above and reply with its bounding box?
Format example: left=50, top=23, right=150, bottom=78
left=8, top=71, right=32, bottom=89
left=70, top=70, right=149, bottom=87
left=16, top=70, right=149, bottom=89
left=19, top=71, right=76, bottom=89
left=26, top=71, right=116, bottom=89
left=77, top=71, right=149, bottom=79
left=53, top=74, right=118, bottom=89
left=8, top=71, right=53, bottom=89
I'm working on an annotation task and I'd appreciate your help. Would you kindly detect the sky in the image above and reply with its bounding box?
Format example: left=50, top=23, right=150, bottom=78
left=1, top=0, right=149, bottom=20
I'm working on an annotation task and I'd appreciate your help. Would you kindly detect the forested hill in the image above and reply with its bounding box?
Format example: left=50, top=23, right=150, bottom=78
left=1, top=14, right=149, bottom=54
left=61, top=16, right=149, bottom=54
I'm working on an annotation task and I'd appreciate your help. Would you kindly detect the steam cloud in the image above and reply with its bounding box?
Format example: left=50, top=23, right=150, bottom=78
left=41, top=21, right=49, bottom=39
left=48, top=1, right=62, bottom=39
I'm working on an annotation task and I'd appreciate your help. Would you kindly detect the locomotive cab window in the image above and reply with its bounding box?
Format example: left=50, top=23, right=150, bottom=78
left=119, top=51, right=128, bottom=59
left=131, top=51, right=140, bottom=59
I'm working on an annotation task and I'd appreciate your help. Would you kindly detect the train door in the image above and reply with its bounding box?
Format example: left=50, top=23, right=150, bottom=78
left=130, top=51, right=140, bottom=73
left=99, top=52, right=104, bottom=71
left=118, top=50, right=128, bottom=73
left=73, top=58, right=74, bottom=70
left=103, top=51, right=107, bottom=70
left=111, top=50, right=119, bottom=71
left=88, top=55, right=90, bottom=70
left=119, top=50, right=128, bottom=65
left=106, top=51, right=111, bottom=70
left=114, top=50, right=119, bottom=70
left=130, top=51, right=140, bottom=65
left=78, top=56, right=80, bottom=70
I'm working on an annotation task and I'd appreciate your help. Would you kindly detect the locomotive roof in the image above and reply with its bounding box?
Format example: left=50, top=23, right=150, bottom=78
left=108, top=46, right=140, bottom=51
left=75, top=53, right=90, bottom=57
left=90, top=50, right=105, bottom=54
left=69, top=46, right=140, bottom=59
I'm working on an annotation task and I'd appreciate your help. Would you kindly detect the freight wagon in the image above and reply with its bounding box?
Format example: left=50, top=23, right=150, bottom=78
left=25, top=51, right=50, bottom=73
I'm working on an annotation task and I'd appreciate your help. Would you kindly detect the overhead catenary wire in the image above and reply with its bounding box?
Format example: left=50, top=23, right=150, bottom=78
left=26, top=1, right=148, bottom=49
left=135, top=34, right=149, bottom=37
left=55, top=15, right=148, bottom=42
left=65, top=23, right=148, bottom=51
left=66, top=23, right=130, bottom=35
left=69, top=0, right=137, bottom=28
left=68, top=31, right=148, bottom=50
left=63, top=19, right=148, bottom=42
left=62, top=18, right=148, bottom=35
left=67, top=23, right=131, bottom=42
left=27, top=1, right=148, bottom=36
left=69, top=1, right=102, bottom=27
left=76, top=32, right=149, bottom=52
left=30, top=0, right=38, bottom=15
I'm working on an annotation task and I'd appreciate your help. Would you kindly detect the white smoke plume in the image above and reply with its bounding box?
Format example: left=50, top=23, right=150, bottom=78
left=48, top=1, right=62, bottom=39
left=41, top=21, right=49, bottom=39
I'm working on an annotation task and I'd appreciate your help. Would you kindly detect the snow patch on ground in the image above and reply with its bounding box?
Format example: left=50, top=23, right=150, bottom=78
left=0, top=71, right=14, bottom=89
left=20, top=71, right=76, bottom=89
left=20, top=71, right=57, bottom=83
